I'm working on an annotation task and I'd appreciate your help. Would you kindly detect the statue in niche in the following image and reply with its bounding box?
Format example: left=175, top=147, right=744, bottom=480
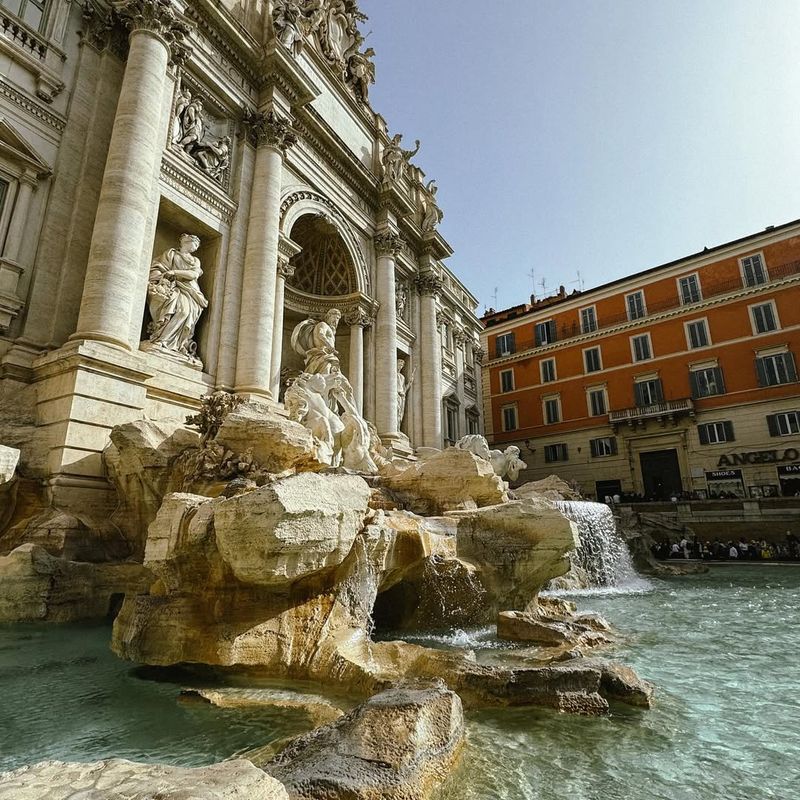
left=421, top=179, right=444, bottom=232
left=194, top=136, right=231, bottom=180
left=146, top=234, right=207, bottom=365
left=395, top=281, right=408, bottom=321
left=177, top=99, right=204, bottom=151
left=396, top=358, right=416, bottom=428
left=172, top=86, right=192, bottom=144
left=382, top=133, right=420, bottom=183
left=286, top=309, right=377, bottom=472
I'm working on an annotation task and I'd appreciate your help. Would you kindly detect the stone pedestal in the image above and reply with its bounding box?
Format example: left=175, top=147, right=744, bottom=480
left=235, top=113, right=296, bottom=400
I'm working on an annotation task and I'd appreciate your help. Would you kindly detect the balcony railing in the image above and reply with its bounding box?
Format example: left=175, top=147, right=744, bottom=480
left=1, top=13, right=48, bottom=61
left=609, top=398, right=694, bottom=424
left=489, top=258, right=800, bottom=360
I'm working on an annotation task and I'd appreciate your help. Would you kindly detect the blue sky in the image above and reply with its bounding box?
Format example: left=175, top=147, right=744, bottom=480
left=359, top=0, right=800, bottom=314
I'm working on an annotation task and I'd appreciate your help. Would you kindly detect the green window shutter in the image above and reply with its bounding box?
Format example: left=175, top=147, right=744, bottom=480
left=723, top=421, right=735, bottom=442
left=689, top=371, right=700, bottom=399
left=590, top=439, right=598, bottom=457
left=755, top=357, right=768, bottom=387
left=634, top=382, right=644, bottom=407
left=654, top=379, right=664, bottom=403
left=785, top=352, right=798, bottom=382
left=699, top=425, right=710, bottom=445
left=610, top=438, right=618, bottom=455
left=547, top=320, right=557, bottom=343
left=766, top=415, right=779, bottom=437
left=714, top=367, right=726, bottom=394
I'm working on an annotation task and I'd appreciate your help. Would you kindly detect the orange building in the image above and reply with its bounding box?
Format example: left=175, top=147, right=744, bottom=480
left=480, top=220, right=800, bottom=501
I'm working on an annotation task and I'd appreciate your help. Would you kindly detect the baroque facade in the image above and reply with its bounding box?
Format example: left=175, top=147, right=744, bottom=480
left=0, top=0, right=483, bottom=510
left=481, top=221, right=800, bottom=501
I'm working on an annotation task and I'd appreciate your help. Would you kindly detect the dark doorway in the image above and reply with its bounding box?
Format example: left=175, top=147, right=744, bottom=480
left=640, top=449, right=682, bottom=500
left=596, top=479, right=622, bottom=502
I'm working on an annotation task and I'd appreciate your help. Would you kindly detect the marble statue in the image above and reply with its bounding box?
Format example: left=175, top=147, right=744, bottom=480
left=147, top=234, right=208, bottom=364
left=171, top=86, right=192, bottom=145
left=194, top=136, right=231, bottom=179
left=273, top=0, right=306, bottom=53
left=396, top=358, right=415, bottom=427
left=395, top=281, right=408, bottom=320
left=287, top=309, right=377, bottom=472
left=382, top=134, right=420, bottom=183
left=344, top=42, right=375, bottom=103
left=421, top=180, right=444, bottom=232
left=171, top=90, right=230, bottom=182
left=455, top=435, right=527, bottom=482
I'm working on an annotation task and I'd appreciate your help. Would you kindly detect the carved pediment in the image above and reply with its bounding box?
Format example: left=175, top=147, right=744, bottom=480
left=0, top=115, right=50, bottom=173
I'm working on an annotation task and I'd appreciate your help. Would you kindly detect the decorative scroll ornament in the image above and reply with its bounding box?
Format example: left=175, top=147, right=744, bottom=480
left=243, top=110, right=298, bottom=152
left=373, top=231, right=404, bottom=257
left=415, top=269, right=444, bottom=297
left=343, top=307, right=375, bottom=328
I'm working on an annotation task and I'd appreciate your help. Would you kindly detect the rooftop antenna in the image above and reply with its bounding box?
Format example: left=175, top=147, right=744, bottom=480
left=491, top=286, right=498, bottom=309
left=571, top=270, right=585, bottom=292
left=538, top=277, right=550, bottom=297
left=526, top=268, right=536, bottom=300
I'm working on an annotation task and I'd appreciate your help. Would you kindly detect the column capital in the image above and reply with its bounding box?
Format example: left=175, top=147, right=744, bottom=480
left=277, top=259, right=296, bottom=279
left=453, top=326, right=469, bottom=346
left=344, top=307, right=375, bottom=328
left=373, top=230, right=404, bottom=257
left=473, top=343, right=486, bottom=364
left=113, top=0, right=192, bottom=53
left=415, top=269, right=444, bottom=297
left=244, top=110, right=298, bottom=152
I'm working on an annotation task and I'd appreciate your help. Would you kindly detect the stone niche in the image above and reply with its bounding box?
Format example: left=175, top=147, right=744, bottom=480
left=141, top=197, right=223, bottom=370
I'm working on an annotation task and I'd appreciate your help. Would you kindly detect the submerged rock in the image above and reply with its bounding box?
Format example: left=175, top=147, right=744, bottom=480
left=265, top=682, right=464, bottom=800
left=497, top=610, right=573, bottom=645
left=0, top=758, right=288, bottom=799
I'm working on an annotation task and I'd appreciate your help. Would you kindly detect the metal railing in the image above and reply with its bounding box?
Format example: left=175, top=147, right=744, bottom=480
left=489, top=258, right=800, bottom=360
left=609, top=397, right=694, bottom=423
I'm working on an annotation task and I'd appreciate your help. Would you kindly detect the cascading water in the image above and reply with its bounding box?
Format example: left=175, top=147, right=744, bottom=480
left=555, top=500, right=648, bottom=590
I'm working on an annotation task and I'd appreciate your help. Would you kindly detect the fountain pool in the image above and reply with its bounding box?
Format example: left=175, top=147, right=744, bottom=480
left=2, top=565, right=798, bottom=799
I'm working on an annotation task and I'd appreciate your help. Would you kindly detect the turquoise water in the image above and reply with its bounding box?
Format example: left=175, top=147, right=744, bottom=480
left=2, top=567, right=799, bottom=799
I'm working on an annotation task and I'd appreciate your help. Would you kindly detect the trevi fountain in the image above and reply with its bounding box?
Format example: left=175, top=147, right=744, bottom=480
left=0, top=0, right=798, bottom=798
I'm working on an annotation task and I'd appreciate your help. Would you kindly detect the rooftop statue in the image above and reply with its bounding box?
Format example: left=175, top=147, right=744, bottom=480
left=382, top=133, right=420, bottom=183
left=421, top=179, right=444, bottom=232
left=287, top=309, right=377, bottom=472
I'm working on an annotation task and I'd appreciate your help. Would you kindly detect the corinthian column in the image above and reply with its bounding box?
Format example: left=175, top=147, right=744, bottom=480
left=454, top=325, right=468, bottom=433
left=416, top=268, right=444, bottom=448
left=373, top=231, right=403, bottom=439
left=234, top=112, right=297, bottom=399
left=269, top=236, right=301, bottom=398
left=344, top=307, right=373, bottom=413
left=71, top=0, right=190, bottom=350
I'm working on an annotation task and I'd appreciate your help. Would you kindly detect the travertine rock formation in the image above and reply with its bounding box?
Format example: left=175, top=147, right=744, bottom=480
left=0, top=758, right=288, bottom=800
left=265, top=683, right=464, bottom=800
left=0, top=544, right=151, bottom=623
left=514, top=474, right=582, bottom=502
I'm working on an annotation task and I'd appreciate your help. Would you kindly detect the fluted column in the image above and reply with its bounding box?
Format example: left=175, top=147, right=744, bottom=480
left=416, top=269, right=444, bottom=448
left=269, top=247, right=299, bottom=398
left=373, top=231, right=403, bottom=438
left=454, top=326, right=468, bottom=434
left=70, top=0, right=189, bottom=350
left=344, top=308, right=373, bottom=414
left=234, top=112, right=297, bottom=399
left=3, top=173, right=36, bottom=262
left=473, top=343, right=486, bottom=434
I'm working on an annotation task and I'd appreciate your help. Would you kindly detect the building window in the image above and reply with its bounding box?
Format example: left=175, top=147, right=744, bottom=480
left=584, top=346, right=602, bottom=373
left=544, top=443, right=568, bottom=463
left=767, top=411, right=800, bottom=437
left=466, top=409, right=481, bottom=435
left=634, top=378, right=663, bottom=407
left=2, top=0, right=47, bottom=30
left=685, top=319, right=710, bottom=349
left=501, top=404, right=518, bottom=432
left=678, top=274, right=702, bottom=305
left=535, top=320, right=557, bottom=346
left=495, top=332, right=515, bottom=357
left=580, top=306, right=598, bottom=333
left=750, top=301, right=779, bottom=335
left=625, top=290, right=646, bottom=321
left=540, top=358, right=556, bottom=383
left=756, top=352, right=798, bottom=387
left=630, top=333, right=652, bottom=362
left=589, top=437, right=617, bottom=457
left=741, top=253, right=768, bottom=287
left=543, top=396, right=561, bottom=425
left=690, top=366, right=725, bottom=398
left=587, top=387, right=607, bottom=416
left=499, top=368, right=514, bottom=393
left=698, top=421, right=735, bottom=445
left=443, top=397, right=460, bottom=444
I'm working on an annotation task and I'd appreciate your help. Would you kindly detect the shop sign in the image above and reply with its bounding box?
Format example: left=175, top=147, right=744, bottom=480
left=706, top=469, right=743, bottom=480
left=717, top=449, right=800, bottom=468
left=778, top=464, right=800, bottom=477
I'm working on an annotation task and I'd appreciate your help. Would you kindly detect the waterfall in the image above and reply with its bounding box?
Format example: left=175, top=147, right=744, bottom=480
left=555, top=500, right=644, bottom=589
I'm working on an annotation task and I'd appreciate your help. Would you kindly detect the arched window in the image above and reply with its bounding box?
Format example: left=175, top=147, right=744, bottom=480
left=287, top=214, right=356, bottom=297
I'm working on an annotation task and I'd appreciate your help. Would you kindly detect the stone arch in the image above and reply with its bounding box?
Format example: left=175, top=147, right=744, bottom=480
left=279, top=188, right=370, bottom=295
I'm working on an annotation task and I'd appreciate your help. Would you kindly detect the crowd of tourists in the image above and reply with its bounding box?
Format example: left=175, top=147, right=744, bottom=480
left=653, top=532, right=800, bottom=561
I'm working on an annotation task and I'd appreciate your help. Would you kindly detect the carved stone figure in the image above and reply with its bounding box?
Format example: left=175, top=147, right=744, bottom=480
left=287, top=309, right=377, bottom=472
left=421, top=179, right=444, bottom=232
left=396, top=358, right=416, bottom=428
left=382, top=134, right=420, bottom=183
left=171, top=86, right=192, bottom=144
left=194, top=135, right=231, bottom=179
left=147, top=234, right=207, bottom=364
left=455, top=435, right=527, bottom=482
left=395, top=281, right=408, bottom=320
left=177, top=99, right=204, bottom=152
left=273, top=0, right=306, bottom=53
left=171, top=90, right=231, bottom=182
left=345, top=44, right=375, bottom=103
